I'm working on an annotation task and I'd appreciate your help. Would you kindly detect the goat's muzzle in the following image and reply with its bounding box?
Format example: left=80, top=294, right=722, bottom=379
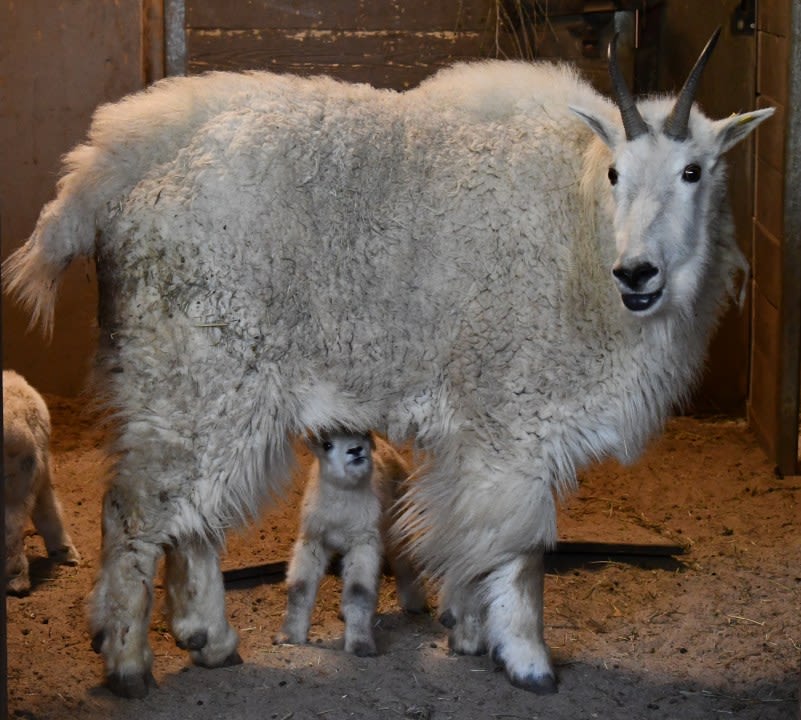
left=612, top=261, right=663, bottom=312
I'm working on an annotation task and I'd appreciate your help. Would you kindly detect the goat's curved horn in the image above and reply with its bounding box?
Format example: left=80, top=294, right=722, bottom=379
left=663, top=26, right=722, bottom=141
left=608, top=33, right=649, bottom=141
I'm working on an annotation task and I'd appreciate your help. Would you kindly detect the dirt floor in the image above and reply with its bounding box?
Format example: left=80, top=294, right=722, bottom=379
left=6, top=395, right=801, bottom=719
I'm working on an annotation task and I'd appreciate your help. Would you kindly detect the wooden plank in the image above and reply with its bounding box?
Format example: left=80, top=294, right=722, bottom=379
left=144, top=0, right=166, bottom=83
left=748, top=288, right=781, bottom=461
left=754, top=156, right=784, bottom=239
left=186, top=0, right=495, bottom=31
left=222, top=540, right=685, bottom=588
left=756, top=95, right=785, bottom=173
left=1, top=0, right=143, bottom=395
left=187, top=28, right=498, bottom=88
left=753, top=221, right=782, bottom=310
left=757, top=30, right=789, bottom=103
left=776, top=1, right=801, bottom=474
left=757, top=0, right=791, bottom=37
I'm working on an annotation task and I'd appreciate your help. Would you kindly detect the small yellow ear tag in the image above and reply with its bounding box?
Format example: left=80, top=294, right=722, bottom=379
left=735, top=114, right=755, bottom=126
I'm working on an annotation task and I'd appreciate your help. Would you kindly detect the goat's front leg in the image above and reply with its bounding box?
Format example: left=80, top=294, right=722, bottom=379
left=340, top=542, right=381, bottom=656
left=275, top=537, right=329, bottom=645
left=164, top=537, right=241, bottom=669
left=483, top=548, right=556, bottom=694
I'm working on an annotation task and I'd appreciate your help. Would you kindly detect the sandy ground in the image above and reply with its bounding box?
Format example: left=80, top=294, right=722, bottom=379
left=5, top=395, right=801, bottom=719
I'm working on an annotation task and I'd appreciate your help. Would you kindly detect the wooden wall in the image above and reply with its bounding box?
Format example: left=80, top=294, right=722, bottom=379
left=749, top=0, right=800, bottom=474
left=184, top=0, right=501, bottom=88
left=0, top=0, right=154, bottom=395
left=658, top=1, right=759, bottom=414
left=181, top=1, right=660, bottom=95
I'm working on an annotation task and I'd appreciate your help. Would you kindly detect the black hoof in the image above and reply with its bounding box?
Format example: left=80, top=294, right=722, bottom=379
left=106, top=670, right=158, bottom=699
left=351, top=641, right=378, bottom=658
left=220, top=651, right=243, bottom=667
left=508, top=671, right=558, bottom=695
left=447, top=633, right=487, bottom=656
left=176, top=630, right=208, bottom=651
left=438, top=609, right=456, bottom=629
left=91, top=631, right=105, bottom=654
left=194, top=650, right=243, bottom=669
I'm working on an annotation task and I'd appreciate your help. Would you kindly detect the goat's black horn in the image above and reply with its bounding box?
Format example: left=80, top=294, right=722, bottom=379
left=608, top=33, right=649, bottom=141
left=663, top=26, right=722, bottom=141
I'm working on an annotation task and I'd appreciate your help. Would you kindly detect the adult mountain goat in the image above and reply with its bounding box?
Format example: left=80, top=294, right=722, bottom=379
left=3, top=28, right=772, bottom=698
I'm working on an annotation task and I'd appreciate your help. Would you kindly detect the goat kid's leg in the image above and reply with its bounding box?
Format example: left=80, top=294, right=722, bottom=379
left=275, top=538, right=328, bottom=645
left=483, top=548, right=556, bottom=694
left=438, top=576, right=487, bottom=656
left=31, top=465, right=80, bottom=565
left=388, top=548, right=428, bottom=614
left=340, top=543, right=381, bottom=656
left=5, top=504, right=31, bottom=596
left=164, top=538, right=241, bottom=669
left=88, top=487, right=162, bottom=699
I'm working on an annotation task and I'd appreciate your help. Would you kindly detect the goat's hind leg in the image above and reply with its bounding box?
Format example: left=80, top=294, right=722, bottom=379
left=164, top=537, right=241, bottom=669
left=484, top=548, right=556, bottom=694
left=89, top=487, right=161, bottom=698
left=438, top=577, right=487, bottom=656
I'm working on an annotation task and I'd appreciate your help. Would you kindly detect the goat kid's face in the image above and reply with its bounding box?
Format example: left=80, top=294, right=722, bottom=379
left=571, top=30, right=773, bottom=318
left=310, top=431, right=375, bottom=488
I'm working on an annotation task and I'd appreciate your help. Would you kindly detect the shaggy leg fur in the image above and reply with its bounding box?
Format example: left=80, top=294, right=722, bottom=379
left=5, top=504, right=32, bottom=596
left=276, top=538, right=329, bottom=645
left=484, top=549, right=556, bottom=694
left=389, top=552, right=428, bottom=614
left=439, top=578, right=487, bottom=656
left=340, top=543, right=381, bottom=656
left=89, top=488, right=162, bottom=699
left=31, top=466, right=80, bottom=565
left=164, top=539, right=241, bottom=669
left=89, top=545, right=161, bottom=699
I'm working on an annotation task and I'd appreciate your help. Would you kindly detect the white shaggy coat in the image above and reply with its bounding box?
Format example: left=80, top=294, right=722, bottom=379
left=277, top=431, right=426, bottom=656
left=3, top=370, right=80, bottom=595
left=2, top=53, right=772, bottom=697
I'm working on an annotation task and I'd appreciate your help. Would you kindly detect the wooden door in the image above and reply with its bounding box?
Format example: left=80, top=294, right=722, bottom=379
left=749, top=0, right=801, bottom=476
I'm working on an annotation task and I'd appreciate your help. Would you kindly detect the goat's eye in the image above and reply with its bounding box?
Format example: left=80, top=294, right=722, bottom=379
left=682, top=163, right=702, bottom=183
left=607, top=167, right=618, bottom=185
left=321, top=441, right=333, bottom=452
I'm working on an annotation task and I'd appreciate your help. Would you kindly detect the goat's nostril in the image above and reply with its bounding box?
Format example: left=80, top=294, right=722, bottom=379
left=612, top=262, right=659, bottom=290
left=346, top=446, right=364, bottom=456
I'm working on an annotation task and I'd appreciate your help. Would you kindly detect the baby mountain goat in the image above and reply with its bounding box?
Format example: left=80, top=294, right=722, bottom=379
left=277, top=431, right=426, bottom=656
left=3, top=370, right=80, bottom=595
left=3, top=27, right=772, bottom=697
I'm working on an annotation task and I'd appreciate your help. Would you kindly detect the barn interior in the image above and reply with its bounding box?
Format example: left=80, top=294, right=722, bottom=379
left=1, top=1, right=799, bottom=718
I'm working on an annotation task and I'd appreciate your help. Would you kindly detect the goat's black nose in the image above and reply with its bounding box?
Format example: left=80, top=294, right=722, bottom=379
left=346, top=445, right=364, bottom=457
left=612, top=262, right=659, bottom=291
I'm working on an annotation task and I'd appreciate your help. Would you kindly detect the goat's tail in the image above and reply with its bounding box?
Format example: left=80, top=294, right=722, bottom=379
left=2, top=143, right=107, bottom=338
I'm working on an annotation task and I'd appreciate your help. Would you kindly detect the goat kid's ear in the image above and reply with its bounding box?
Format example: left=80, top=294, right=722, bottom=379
left=712, top=107, right=775, bottom=155
left=570, top=106, right=620, bottom=149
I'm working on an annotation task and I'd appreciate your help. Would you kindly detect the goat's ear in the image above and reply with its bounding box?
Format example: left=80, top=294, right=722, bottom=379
left=712, top=107, right=775, bottom=155
left=570, top=106, right=619, bottom=148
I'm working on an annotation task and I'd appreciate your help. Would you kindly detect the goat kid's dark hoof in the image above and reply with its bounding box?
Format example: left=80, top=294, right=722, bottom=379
left=438, top=609, right=457, bottom=629
left=106, top=670, right=158, bottom=699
